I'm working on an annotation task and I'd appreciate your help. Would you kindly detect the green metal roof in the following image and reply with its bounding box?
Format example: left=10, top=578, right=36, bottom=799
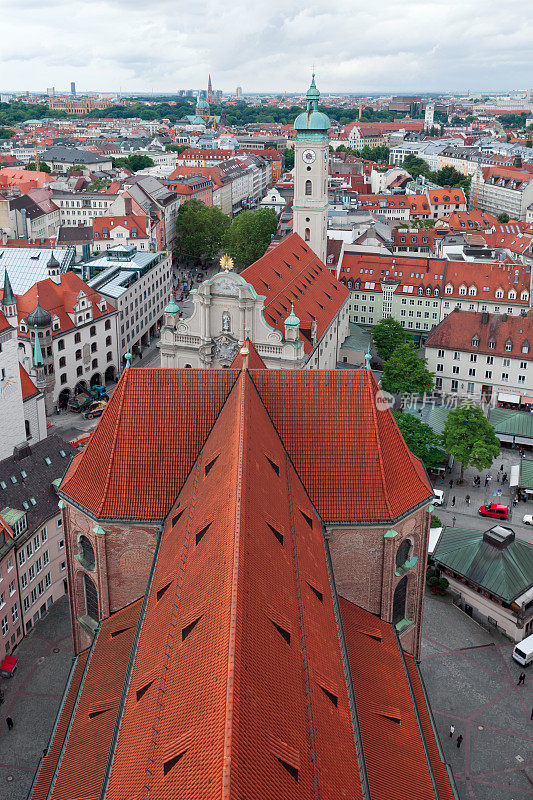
left=488, top=408, right=533, bottom=439
left=340, top=323, right=371, bottom=352
left=519, top=458, right=533, bottom=491
left=0, top=507, right=25, bottom=527
left=433, top=526, right=533, bottom=603
left=402, top=402, right=451, bottom=436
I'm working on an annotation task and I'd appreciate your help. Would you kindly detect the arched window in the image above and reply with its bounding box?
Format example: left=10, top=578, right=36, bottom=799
left=78, top=535, right=95, bottom=570
left=305, top=227, right=310, bottom=242
left=392, top=576, right=408, bottom=626
left=305, top=179, right=312, bottom=196
left=84, top=574, right=98, bottom=621
left=395, top=539, right=412, bottom=569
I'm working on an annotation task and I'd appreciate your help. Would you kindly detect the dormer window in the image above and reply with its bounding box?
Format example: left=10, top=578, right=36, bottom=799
left=469, top=286, right=477, bottom=296
left=495, top=289, right=504, bottom=299
left=522, top=341, right=529, bottom=354
left=445, top=284, right=453, bottom=295
left=488, top=338, right=495, bottom=349
left=426, top=287, right=431, bottom=296
left=471, top=336, right=479, bottom=348
left=505, top=339, right=512, bottom=351
left=459, top=285, right=467, bottom=296
left=508, top=290, right=516, bottom=300
left=20, top=319, right=27, bottom=333
left=521, top=290, right=529, bottom=302
left=434, top=287, right=439, bottom=297
left=418, top=286, right=424, bottom=295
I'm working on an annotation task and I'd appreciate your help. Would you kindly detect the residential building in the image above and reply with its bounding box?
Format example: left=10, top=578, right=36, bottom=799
left=87, top=245, right=173, bottom=357
left=167, top=164, right=233, bottom=214
left=426, top=188, right=467, bottom=219
left=163, top=174, right=213, bottom=205
left=15, top=258, right=119, bottom=412
left=470, top=165, right=533, bottom=220
left=433, top=524, right=533, bottom=641
left=160, top=233, right=349, bottom=369
left=424, top=309, right=532, bottom=403
left=0, top=515, right=22, bottom=660
left=31, top=365, right=454, bottom=800
left=8, top=190, right=60, bottom=240
left=440, top=259, right=531, bottom=320
left=122, top=176, right=180, bottom=250
left=176, top=148, right=234, bottom=167
left=92, top=215, right=150, bottom=252
left=53, top=190, right=119, bottom=226
left=336, top=251, right=446, bottom=335
left=0, top=436, right=75, bottom=636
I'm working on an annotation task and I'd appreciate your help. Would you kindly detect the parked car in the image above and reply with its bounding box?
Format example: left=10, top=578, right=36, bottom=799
left=81, top=400, right=108, bottom=420
left=523, top=514, right=533, bottom=526
left=433, top=489, right=444, bottom=506
left=478, top=503, right=509, bottom=520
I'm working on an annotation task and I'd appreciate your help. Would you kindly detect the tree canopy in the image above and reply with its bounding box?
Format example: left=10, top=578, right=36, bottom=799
left=0, top=127, right=15, bottom=139
left=24, top=161, right=51, bottom=173
left=175, top=199, right=230, bottom=265
left=381, top=343, right=434, bottom=396
left=283, top=148, right=294, bottom=171
left=394, top=412, right=446, bottom=470
left=223, top=208, right=279, bottom=270
left=111, top=154, right=155, bottom=172
left=402, top=154, right=470, bottom=191
left=372, top=316, right=410, bottom=361
left=441, top=403, right=500, bottom=479
left=165, top=144, right=187, bottom=154
left=497, top=212, right=510, bottom=223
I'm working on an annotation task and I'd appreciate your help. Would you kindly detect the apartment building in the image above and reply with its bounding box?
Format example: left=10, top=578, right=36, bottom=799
left=87, top=245, right=173, bottom=358
left=9, top=190, right=60, bottom=239
left=469, top=166, right=533, bottom=220
left=0, top=436, right=76, bottom=636
left=0, top=515, right=22, bottom=661
left=41, top=147, right=112, bottom=173
left=425, top=308, right=532, bottom=404
left=440, top=260, right=531, bottom=320
left=53, top=190, right=119, bottom=226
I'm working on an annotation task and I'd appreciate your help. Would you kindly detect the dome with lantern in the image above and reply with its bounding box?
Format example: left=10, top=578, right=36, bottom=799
left=293, top=74, right=331, bottom=140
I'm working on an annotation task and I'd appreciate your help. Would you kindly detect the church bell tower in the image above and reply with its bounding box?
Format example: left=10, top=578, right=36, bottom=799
left=292, top=74, right=330, bottom=264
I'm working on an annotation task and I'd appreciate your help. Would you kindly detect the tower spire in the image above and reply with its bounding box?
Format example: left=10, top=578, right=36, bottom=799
left=2, top=269, right=15, bottom=307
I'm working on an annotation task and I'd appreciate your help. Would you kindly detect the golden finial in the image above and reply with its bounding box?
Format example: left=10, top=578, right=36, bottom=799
left=220, top=254, right=234, bottom=272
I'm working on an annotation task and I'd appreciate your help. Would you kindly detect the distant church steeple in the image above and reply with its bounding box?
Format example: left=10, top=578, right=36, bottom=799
left=207, top=74, right=214, bottom=104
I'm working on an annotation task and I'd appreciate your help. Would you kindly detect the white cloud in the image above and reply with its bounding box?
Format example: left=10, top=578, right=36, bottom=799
left=0, top=0, right=531, bottom=92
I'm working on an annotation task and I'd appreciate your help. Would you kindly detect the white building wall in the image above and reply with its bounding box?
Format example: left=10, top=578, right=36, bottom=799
left=23, top=392, right=47, bottom=444
left=0, top=326, right=27, bottom=459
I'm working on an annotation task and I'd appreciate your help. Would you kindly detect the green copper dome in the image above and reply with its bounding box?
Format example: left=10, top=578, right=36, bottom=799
left=164, top=300, right=180, bottom=314
left=294, top=74, right=330, bottom=140
left=284, top=305, right=300, bottom=327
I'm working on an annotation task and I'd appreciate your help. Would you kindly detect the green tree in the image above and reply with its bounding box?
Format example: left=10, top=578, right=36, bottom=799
left=441, top=403, right=500, bottom=480
left=393, top=412, right=446, bottom=470
left=111, top=154, right=154, bottom=172
left=372, top=316, right=409, bottom=361
left=402, top=155, right=432, bottom=180
left=497, top=212, right=510, bottom=223
left=381, top=343, right=434, bottom=396
left=283, top=148, right=294, bottom=170
left=24, top=161, right=51, bottom=173
left=165, top=144, right=187, bottom=154
left=0, top=127, right=15, bottom=139
left=223, top=208, right=278, bottom=270
left=433, top=165, right=471, bottom=191
left=175, top=199, right=230, bottom=265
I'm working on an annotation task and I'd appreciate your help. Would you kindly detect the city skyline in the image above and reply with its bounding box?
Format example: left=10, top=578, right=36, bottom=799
left=0, top=0, right=531, bottom=94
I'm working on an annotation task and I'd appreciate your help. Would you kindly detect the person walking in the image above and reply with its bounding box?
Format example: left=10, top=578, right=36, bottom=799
left=451, top=496, right=456, bottom=507
left=449, top=479, right=454, bottom=488
left=465, top=494, right=470, bottom=505
left=484, top=475, right=489, bottom=487
left=6, top=717, right=13, bottom=731
left=518, top=672, right=526, bottom=686
left=502, top=473, right=507, bottom=485
left=449, top=724, right=455, bottom=738
left=452, top=516, right=456, bottom=527
left=500, top=463, right=504, bottom=472
left=456, top=734, right=463, bottom=749
left=496, top=473, right=500, bottom=483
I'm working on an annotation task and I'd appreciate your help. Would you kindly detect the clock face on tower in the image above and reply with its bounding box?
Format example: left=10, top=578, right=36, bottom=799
left=302, top=149, right=316, bottom=164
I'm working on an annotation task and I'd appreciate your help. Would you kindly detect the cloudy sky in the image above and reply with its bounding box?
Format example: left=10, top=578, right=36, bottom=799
left=1, top=0, right=531, bottom=94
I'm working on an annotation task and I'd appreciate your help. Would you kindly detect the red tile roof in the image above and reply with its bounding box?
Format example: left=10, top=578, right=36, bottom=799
left=427, top=188, right=466, bottom=206
left=241, top=233, right=349, bottom=354
left=443, top=259, right=530, bottom=305
left=0, top=309, right=11, bottom=335
left=340, top=599, right=454, bottom=800
left=16, top=272, right=116, bottom=337
left=230, top=338, right=267, bottom=369
left=93, top=214, right=148, bottom=238
left=19, top=362, right=39, bottom=400
left=338, top=252, right=446, bottom=295
left=104, top=372, right=365, bottom=800
left=60, top=368, right=432, bottom=525
left=425, top=308, right=532, bottom=360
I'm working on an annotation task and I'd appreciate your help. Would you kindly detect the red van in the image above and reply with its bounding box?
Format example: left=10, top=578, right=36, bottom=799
left=478, top=503, right=509, bottom=520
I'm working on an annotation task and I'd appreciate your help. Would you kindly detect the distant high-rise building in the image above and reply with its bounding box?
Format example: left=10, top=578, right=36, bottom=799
left=236, top=86, right=243, bottom=98
left=47, top=87, right=55, bottom=97
left=424, top=99, right=435, bottom=130
left=71, top=81, right=76, bottom=97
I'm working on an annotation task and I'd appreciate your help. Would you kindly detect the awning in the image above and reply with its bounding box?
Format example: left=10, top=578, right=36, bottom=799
left=520, top=396, right=533, bottom=405
left=516, top=436, right=533, bottom=446
left=498, top=392, right=521, bottom=404
left=510, top=464, right=520, bottom=488
left=496, top=434, right=514, bottom=443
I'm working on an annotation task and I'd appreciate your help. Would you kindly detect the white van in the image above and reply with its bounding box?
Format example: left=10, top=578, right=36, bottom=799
left=512, top=633, right=533, bottom=667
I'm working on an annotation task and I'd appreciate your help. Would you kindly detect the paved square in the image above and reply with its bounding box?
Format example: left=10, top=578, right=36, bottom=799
left=420, top=592, right=533, bottom=800
left=0, top=596, right=73, bottom=800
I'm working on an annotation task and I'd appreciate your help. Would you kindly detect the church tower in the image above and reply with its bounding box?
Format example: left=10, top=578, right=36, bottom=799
left=292, top=74, right=330, bottom=264
left=424, top=99, right=435, bottom=131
